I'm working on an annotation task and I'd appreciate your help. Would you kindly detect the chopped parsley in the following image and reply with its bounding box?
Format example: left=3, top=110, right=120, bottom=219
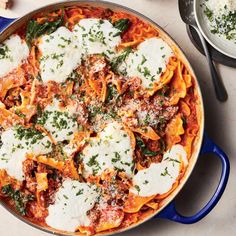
left=161, top=167, right=171, bottom=177
left=1, top=184, right=34, bottom=215
left=87, top=154, right=101, bottom=175
left=137, top=65, right=151, bottom=77
left=111, top=152, right=121, bottom=163
left=87, top=154, right=99, bottom=167
left=37, top=110, right=76, bottom=131
left=14, top=125, right=44, bottom=145
left=141, top=55, right=147, bottom=65
left=204, top=6, right=214, bottom=21
left=76, top=189, right=84, bottom=196
left=143, top=113, right=151, bottom=126
left=136, top=136, right=158, bottom=157
left=105, top=84, right=118, bottom=103
left=0, top=45, right=11, bottom=60
left=111, top=47, right=132, bottom=74
left=88, top=29, right=106, bottom=45
left=157, top=67, right=162, bottom=75
left=134, top=185, right=141, bottom=193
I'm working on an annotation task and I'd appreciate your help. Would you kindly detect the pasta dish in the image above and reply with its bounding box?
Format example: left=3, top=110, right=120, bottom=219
left=0, top=5, right=199, bottom=235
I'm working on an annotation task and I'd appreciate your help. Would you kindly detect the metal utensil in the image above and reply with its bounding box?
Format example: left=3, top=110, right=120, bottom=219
left=178, top=0, right=228, bottom=102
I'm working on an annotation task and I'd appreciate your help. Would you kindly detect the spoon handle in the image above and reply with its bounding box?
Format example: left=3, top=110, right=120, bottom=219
left=194, top=26, right=228, bottom=102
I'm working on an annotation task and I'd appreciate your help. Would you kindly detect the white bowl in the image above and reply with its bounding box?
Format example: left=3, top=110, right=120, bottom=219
left=194, top=0, right=236, bottom=59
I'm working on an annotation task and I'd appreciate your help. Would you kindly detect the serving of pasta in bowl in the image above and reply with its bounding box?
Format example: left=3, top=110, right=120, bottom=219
left=0, top=1, right=230, bottom=235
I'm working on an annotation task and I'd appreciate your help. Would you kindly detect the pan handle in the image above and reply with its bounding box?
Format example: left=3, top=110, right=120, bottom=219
left=155, top=132, right=230, bottom=224
left=0, top=17, right=16, bottom=32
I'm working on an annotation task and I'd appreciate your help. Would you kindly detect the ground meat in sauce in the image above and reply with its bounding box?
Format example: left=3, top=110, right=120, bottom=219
left=44, top=172, right=62, bottom=206
left=22, top=159, right=62, bottom=208
left=99, top=172, right=130, bottom=207
left=88, top=172, right=127, bottom=227
left=22, top=159, right=37, bottom=193
left=118, top=93, right=178, bottom=130
left=84, top=55, right=109, bottom=81
left=74, top=101, right=89, bottom=126
left=4, top=88, right=22, bottom=108
left=27, top=201, right=48, bottom=222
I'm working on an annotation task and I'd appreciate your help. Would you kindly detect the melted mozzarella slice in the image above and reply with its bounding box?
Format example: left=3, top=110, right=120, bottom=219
left=82, top=122, right=134, bottom=178
left=46, top=179, right=99, bottom=232
left=73, top=19, right=121, bottom=57
left=130, top=144, right=187, bottom=197
left=0, top=35, right=29, bottom=78
left=0, top=126, right=52, bottom=181
left=38, top=99, right=78, bottom=142
left=126, top=37, right=173, bottom=89
left=38, top=26, right=82, bottom=84
left=47, top=98, right=84, bottom=117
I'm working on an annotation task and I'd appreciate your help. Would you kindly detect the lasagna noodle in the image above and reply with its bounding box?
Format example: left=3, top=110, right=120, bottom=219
left=165, top=113, right=185, bottom=150
left=169, top=61, right=187, bottom=105
left=132, top=126, right=160, bottom=141
left=151, top=57, right=178, bottom=94
left=124, top=193, right=155, bottom=213
left=0, top=107, right=24, bottom=129
left=0, top=66, right=26, bottom=99
left=26, top=154, right=64, bottom=171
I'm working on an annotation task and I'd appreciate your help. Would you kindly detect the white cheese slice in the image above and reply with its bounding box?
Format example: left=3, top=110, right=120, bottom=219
left=42, top=111, right=78, bottom=143
left=0, top=126, right=52, bottom=181
left=73, top=18, right=121, bottom=58
left=46, top=179, right=99, bottom=232
left=130, top=144, right=187, bottom=197
left=38, top=26, right=82, bottom=84
left=46, top=98, right=83, bottom=117
left=126, top=37, right=173, bottom=89
left=38, top=99, right=78, bottom=143
left=0, top=35, right=29, bottom=78
left=82, top=122, right=134, bottom=178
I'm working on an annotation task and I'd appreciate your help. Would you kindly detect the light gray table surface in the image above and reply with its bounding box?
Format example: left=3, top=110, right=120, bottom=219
left=0, top=0, right=235, bottom=236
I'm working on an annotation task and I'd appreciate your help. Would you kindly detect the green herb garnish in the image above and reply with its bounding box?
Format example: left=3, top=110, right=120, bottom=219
left=76, top=189, right=84, bottom=196
left=111, top=47, right=132, bottom=74
left=26, top=11, right=64, bottom=46
left=0, top=45, right=10, bottom=60
left=14, top=125, right=44, bottom=145
left=1, top=184, right=34, bottom=215
left=111, top=152, right=121, bottom=163
left=113, top=18, right=130, bottom=36
left=136, top=136, right=165, bottom=157
left=106, top=84, right=118, bottom=102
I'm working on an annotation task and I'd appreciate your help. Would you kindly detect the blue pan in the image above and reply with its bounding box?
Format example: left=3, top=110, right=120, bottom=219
left=0, top=1, right=230, bottom=235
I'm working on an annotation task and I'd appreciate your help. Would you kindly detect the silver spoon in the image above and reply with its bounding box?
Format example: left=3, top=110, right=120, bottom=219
left=178, top=0, right=228, bottom=102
